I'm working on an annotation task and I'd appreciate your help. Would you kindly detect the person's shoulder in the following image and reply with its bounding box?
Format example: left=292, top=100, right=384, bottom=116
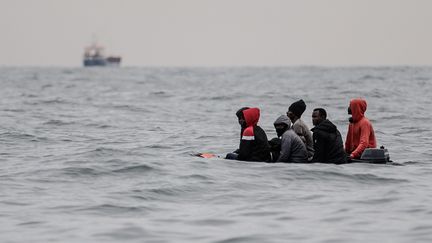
left=242, top=126, right=254, bottom=136
left=251, top=125, right=266, bottom=135
left=300, top=119, right=311, bottom=128
left=282, top=129, right=296, bottom=139
left=312, top=127, right=324, bottom=136
left=359, top=117, right=373, bottom=126
left=292, top=121, right=302, bottom=131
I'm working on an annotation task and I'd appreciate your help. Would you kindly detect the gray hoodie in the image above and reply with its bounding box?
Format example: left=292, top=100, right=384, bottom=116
left=273, top=115, right=308, bottom=163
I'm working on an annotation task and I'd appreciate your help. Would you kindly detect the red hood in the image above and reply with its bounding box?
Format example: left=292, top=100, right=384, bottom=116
left=242, top=108, right=260, bottom=127
left=350, top=98, right=367, bottom=122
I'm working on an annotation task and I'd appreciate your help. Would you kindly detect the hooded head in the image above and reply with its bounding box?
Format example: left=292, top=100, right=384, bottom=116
left=236, top=107, right=249, bottom=119
left=273, top=115, right=291, bottom=137
left=349, top=98, right=367, bottom=122
left=288, top=99, right=307, bottom=118
left=242, top=107, right=260, bottom=127
left=236, top=107, right=249, bottom=127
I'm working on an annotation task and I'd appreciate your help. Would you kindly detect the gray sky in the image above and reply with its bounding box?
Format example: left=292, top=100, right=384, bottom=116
left=1, top=0, right=431, bottom=66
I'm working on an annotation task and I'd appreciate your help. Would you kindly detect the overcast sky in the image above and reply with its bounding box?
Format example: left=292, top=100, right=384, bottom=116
left=1, top=0, right=431, bottom=66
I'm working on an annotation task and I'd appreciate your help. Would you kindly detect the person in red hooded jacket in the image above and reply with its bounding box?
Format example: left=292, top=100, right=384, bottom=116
left=345, top=98, right=377, bottom=159
left=226, top=107, right=271, bottom=162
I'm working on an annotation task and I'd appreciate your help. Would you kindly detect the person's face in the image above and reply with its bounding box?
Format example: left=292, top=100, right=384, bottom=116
left=312, top=110, right=323, bottom=126
left=286, top=111, right=295, bottom=122
left=347, top=106, right=352, bottom=115
left=274, top=124, right=286, bottom=130
left=274, top=123, right=288, bottom=137
left=238, top=117, right=246, bottom=128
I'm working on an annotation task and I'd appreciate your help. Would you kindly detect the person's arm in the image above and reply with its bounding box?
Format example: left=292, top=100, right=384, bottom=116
left=269, top=137, right=281, bottom=162
left=237, top=128, right=254, bottom=161
left=312, top=132, right=326, bottom=162
left=345, top=124, right=352, bottom=154
left=277, top=135, right=292, bottom=162
left=350, top=122, right=371, bottom=159
left=233, top=128, right=245, bottom=153
left=292, top=125, right=306, bottom=144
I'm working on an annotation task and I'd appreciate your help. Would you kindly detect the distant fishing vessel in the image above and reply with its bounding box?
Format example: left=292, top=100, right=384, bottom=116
left=83, top=43, right=121, bottom=67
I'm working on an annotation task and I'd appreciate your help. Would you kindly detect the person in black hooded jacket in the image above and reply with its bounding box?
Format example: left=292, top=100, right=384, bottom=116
left=311, top=108, right=347, bottom=164
left=226, top=107, right=271, bottom=162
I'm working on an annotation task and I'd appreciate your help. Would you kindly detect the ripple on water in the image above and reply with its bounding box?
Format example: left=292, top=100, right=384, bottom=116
left=75, top=204, right=151, bottom=216
left=0, top=131, right=49, bottom=143
left=284, top=169, right=410, bottom=185
left=214, top=235, right=274, bottom=243
left=111, top=164, right=155, bottom=174
left=93, top=225, right=152, bottom=240
left=43, top=119, right=76, bottom=126
left=188, top=218, right=236, bottom=226
left=61, top=166, right=102, bottom=177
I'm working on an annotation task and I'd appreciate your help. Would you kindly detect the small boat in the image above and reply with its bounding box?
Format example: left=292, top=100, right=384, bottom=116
left=195, top=147, right=395, bottom=164
left=83, top=43, right=121, bottom=67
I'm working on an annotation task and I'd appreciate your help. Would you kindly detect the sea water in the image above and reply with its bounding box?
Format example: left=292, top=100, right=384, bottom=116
left=1, top=66, right=432, bottom=242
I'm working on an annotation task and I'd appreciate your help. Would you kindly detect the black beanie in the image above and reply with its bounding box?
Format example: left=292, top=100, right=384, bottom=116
left=236, top=107, right=250, bottom=119
left=288, top=100, right=306, bottom=117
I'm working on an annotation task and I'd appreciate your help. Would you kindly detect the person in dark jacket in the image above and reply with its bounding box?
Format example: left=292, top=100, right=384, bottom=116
left=311, top=108, right=347, bottom=164
left=226, top=107, right=271, bottom=162
left=268, top=137, right=282, bottom=162
left=273, top=115, right=308, bottom=163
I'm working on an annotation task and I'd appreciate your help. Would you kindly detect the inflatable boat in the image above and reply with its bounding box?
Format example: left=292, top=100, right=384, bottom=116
left=194, top=146, right=393, bottom=164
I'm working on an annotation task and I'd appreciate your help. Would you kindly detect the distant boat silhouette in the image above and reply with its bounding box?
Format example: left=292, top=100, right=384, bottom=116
left=83, top=43, right=121, bottom=67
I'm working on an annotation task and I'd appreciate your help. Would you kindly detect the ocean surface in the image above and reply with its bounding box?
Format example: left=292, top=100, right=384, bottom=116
left=1, top=66, right=432, bottom=243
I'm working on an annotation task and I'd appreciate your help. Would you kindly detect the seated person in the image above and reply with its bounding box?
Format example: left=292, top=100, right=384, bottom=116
left=287, top=99, right=314, bottom=160
left=226, top=107, right=271, bottom=162
left=311, top=108, right=347, bottom=164
left=345, top=98, right=376, bottom=159
left=272, top=115, right=308, bottom=163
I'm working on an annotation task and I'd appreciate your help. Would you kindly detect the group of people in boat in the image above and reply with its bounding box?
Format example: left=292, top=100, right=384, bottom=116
left=226, top=98, right=376, bottom=164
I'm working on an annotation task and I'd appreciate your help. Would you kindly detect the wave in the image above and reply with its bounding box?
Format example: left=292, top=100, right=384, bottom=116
left=43, top=119, right=76, bottom=126
left=149, top=91, right=172, bottom=98
left=394, top=127, right=431, bottom=136
left=75, top=203, right=150, bottom=216
left=83, top=123, right=114, bottom=129
left=0, top=131, right=48, bottom=142
left=48, top=163, right=157, bottom=179
left=214, top=235, right=270, bottom=243
left=2, top=108, right=26, bottom=112
left=145, top=144, right=172, bottom=149
left=187, top=218, right=236, bottom=226
left=61, top=166, right=102, bottom=177
left=22, top=98, right=73, bottom=106
left=110, top=104, right=151, bottom=113
left=359, top=75, right=386, bottom=81
left=111, top=164, right=155, bottom=174
left=268, top=167, right=410, bottom=185
left=40, top=98, right=71, bottom=104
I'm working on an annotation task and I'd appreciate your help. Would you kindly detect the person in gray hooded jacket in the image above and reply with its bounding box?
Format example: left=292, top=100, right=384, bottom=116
left=273, top=115, right=308, bottom=163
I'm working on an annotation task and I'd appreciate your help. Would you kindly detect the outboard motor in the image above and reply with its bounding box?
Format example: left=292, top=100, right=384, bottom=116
left=360, top=146, right=391, bottom=164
